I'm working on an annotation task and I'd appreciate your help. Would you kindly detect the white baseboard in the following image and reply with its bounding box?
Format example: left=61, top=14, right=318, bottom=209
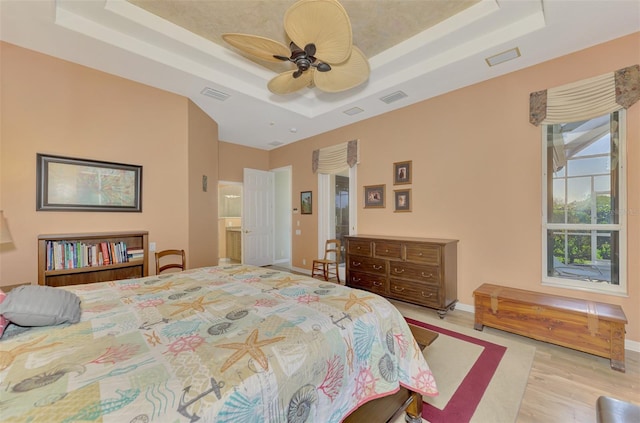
left=290, top=266, right=311, bottom=275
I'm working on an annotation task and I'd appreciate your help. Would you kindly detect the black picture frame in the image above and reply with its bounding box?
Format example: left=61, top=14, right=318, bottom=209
left=394, top=189, right=412, bottom=212
left=36, top=153, right=142, bottom=212
left=364, top=184, right=386, bottom=208
left=394, top=160, right=412, bottom=185
left=301, top=191, right=312, bottom=214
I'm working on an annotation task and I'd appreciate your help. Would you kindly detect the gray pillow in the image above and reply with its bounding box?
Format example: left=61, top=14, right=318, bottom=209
left=0, top=285, right=81, bottom=326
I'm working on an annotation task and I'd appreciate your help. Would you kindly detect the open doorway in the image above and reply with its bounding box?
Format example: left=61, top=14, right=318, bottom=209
left=217, top=168, right=291, bottom=267
left=218, top=182, right=242, bottom=264
left=318, top=165, right=357, bottom=280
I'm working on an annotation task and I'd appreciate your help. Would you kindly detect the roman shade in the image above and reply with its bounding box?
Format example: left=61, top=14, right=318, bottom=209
left=530, top=64, right=640, bottom=126
left=312, top=139, right=359, bottom=174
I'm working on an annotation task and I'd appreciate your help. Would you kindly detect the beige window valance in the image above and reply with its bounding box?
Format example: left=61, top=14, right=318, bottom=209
left=312, top=140, right=359, bottom=174
left=530, top=64, right=640, bottom=126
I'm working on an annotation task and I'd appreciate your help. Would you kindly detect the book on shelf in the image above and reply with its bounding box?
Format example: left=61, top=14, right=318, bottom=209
left=45, top=240, right=131, bottom=270
left=127, top=248, right=144, bottom=261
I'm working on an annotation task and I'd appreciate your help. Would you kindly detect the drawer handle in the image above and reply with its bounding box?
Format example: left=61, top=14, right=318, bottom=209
left=353, top=277, right=361, bottom=282
left=372, top=265, right=383, bottom=270
left=393, top=268, right=405, bottom=274
left=421, top=292, right=433, bottom=298
left=353, top=262, right=362, bottom=267
left=373, top=281, right=382, bottom=286
left=394, top=286, right=405, bottom=292
left=385, top=249, right=389, bottom=253
left=418, top=252, right=423, bottom=256
left=356, top=246, right=361, bottom=249
left=421, top=272, right=434, bottom=278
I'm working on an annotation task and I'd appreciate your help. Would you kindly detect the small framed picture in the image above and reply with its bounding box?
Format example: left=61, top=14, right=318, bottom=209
left=393, top=160, right=412, bottom=185
left=364, top=184, right=385, bottom=208
left=394, top=189, right=411, bottom=212
left=301, top=191, right=312, bottom=214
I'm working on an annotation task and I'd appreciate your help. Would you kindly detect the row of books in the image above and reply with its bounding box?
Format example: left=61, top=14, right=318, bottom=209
left=45, top=240, right=143, bottom=270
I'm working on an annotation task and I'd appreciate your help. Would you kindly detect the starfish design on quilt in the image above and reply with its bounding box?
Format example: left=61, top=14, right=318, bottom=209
left=273, top=276, right=305, bottom=289
left=138, top=281, right=177, bottom=294
left=216, top=329, right=285, bottom=373
left=169, top=295, right=220, bottom=316
left=334, top=292, right=376, bottom=312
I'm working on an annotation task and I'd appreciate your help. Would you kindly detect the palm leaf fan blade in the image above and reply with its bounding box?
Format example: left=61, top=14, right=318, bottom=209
left=222, top=33, right=291, bottom=63
left=313, top=46, right=369, bottom=93
left=268, top=70, right=315, bottom=95
left=284, top=0, right=352, bottom=64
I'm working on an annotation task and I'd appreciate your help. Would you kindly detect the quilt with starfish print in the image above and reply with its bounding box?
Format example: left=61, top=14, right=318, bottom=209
left=0, top=264, right=437, bottom=422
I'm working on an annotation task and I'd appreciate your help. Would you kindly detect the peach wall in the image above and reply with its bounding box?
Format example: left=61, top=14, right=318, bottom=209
left=0, top=42, right=218, bottom=283
left=270, top=33, right=640, bottom=343
left=187, top=101, right=219, bottom=268
left=218, top=141, right=269, bottom=182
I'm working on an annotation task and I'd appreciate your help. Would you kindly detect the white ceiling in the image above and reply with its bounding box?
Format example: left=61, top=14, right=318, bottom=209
left=1, top=0, right=639, bottom=150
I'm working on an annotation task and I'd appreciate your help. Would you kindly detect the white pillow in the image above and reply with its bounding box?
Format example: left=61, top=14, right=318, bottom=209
left=0, top=285, right=81, bottom=327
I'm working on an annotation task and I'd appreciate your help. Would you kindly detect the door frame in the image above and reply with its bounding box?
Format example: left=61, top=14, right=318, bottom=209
left=318, top=166, right=357, bottom=280
left=272, top=166, right=292, bottom=267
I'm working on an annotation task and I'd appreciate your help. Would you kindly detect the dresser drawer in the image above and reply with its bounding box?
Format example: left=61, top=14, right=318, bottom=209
left=374, top=241, right=402, bottom=259
left=405, top=243, right=441, bottom=265
left=389, top=279, right=440, bottom=308
left=348, top=271, right=387, bottom=295
left=348, top=255, right=386, bottom=275
left=389, top=261, right=440, bottom=283
left=348, top=239, right=373, bottom=257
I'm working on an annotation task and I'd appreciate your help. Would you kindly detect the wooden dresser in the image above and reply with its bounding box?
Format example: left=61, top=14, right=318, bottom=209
left=345, top=235, right=458, bottom=318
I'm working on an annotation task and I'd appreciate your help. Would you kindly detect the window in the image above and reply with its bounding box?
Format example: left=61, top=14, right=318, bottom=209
left=542, top=110, right=626, bottom=294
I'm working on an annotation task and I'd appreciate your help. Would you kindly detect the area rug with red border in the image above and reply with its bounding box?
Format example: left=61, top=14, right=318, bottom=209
left=393, top=300, right=535, bottom=423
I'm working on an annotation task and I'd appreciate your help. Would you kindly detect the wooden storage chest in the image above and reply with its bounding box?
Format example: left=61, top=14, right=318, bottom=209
left=473, top=283, right=627, bottom=372
left=345, top=235, right=458, bottom=318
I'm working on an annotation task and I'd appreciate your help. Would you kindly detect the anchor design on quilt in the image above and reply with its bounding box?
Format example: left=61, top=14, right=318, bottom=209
left=330, top=312, right=352, bottom=329
left=139, top=318, right=169, bottom=330
left=177, top=377, right=225, bottom=422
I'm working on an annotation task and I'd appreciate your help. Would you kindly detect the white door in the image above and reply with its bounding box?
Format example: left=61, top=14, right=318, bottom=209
left=243, top=168, right=274, bottom=266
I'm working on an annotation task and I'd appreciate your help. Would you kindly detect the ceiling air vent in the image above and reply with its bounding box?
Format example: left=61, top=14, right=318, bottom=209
left=343, top=107, right=364, bottom=116
left=268, top=141, right=284, bottom=147
left=379, top=91, right=407, bottom=104
left=485, top=47, right=521, bottom=67
left=200, top=87, right=230, bottom=101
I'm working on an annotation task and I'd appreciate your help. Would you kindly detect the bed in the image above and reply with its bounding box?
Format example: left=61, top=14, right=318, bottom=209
left=0, top=264, right=437, bottom=422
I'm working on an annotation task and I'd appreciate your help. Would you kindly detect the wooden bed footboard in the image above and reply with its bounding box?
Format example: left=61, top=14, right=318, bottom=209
left=343, top=387, right=423, bottom=423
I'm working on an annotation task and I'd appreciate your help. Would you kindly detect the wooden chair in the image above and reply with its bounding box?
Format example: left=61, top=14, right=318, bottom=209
left=155, top=249, right=186, bottom=274
left=311, top=239, right=341, bottom=283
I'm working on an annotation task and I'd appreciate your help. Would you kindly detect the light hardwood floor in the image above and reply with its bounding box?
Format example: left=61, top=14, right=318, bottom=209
left=415, top=305, right=639, bottom=423
left=270, top=266, right=639, bottom=422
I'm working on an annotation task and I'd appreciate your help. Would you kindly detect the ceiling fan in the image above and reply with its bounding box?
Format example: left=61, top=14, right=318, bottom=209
left=222, top=0, right=370, bottom=95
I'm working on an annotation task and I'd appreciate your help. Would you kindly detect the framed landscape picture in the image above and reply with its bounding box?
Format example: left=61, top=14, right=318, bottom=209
left=394, top=189, right=411, bottom=212
left=364, top=184, right=385, bottom=208
left=36, top=153, right=142, bottom=212
left=394, top=160, right=412, bottom=185
left=301, top=191, right=312, bottom=214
